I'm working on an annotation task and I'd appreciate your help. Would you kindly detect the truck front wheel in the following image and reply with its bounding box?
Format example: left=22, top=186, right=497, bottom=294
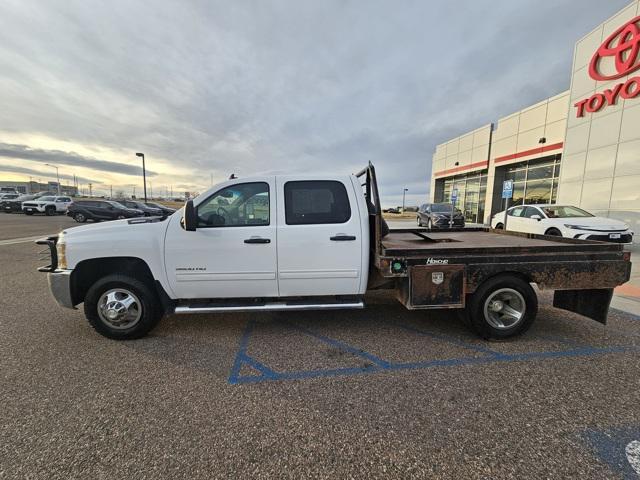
left=84, top=274, right=162, bottom=340
left=465, top=274, right=537, bottom=339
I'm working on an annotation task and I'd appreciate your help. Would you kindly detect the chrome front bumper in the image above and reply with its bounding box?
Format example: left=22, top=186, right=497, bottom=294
left=47, top=270, right=76, bottom=309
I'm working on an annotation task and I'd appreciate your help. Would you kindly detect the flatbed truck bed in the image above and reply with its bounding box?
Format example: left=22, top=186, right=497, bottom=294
left=357, top=163, right=631, bottom=339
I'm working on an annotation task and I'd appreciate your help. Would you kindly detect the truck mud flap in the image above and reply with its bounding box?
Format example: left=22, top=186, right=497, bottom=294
left=553, top=288, right=613, bottom=325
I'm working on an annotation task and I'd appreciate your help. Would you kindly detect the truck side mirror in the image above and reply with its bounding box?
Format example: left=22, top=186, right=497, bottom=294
left=183, top=200, right=197, bottom=231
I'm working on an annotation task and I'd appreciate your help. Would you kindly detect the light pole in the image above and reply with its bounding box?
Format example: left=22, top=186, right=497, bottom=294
left=402, top=188, right=408, bottom=213
left=135, top=152, right=147, bottom=202
left=45, top=163, right=61, bottom=195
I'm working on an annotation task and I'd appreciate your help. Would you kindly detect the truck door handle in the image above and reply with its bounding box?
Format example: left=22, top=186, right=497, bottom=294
left=244, top=237, right=271, bottom=244
left=330, top=235, right=356, bottom=241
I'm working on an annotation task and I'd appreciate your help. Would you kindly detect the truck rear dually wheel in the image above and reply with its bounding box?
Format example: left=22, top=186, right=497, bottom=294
left=464, top=274, right=537, bottom=339
left=84, top=274, right=162, bottom=340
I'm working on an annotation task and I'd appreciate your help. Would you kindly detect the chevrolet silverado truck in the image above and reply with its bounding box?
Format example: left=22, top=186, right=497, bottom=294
left=37, top=163, right=632, bottom=340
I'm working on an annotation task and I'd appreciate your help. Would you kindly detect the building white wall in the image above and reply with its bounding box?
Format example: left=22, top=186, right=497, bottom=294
left=430, top=124, right=492, bottom=203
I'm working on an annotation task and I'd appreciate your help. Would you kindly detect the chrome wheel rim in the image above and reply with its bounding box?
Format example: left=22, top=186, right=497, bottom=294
left=483, top=288, right=526, bottom=330
left=97, top=288, right=142, bottom=329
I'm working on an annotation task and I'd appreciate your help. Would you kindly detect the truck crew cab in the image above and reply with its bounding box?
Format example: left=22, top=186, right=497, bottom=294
left=38, top=164, right=631, bottom=341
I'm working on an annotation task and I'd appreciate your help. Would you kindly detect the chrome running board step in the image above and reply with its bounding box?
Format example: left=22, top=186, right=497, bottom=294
left=174, top=301, right=364, bottom=314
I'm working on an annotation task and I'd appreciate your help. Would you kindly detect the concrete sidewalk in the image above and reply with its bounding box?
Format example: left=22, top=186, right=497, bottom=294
left=612, top=248, right=640, bottom=318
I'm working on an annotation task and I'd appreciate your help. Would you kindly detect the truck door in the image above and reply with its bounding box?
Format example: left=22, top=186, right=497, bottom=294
left=164, top=179, right=278, bottom=299
left=276, top=177, right=363, bottom=296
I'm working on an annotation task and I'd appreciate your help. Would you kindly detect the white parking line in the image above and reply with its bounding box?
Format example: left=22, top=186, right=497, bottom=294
left=0, top=235, right=48, bottom=246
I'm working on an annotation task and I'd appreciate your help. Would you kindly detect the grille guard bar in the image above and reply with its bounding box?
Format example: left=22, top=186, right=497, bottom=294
left=36, top=236, right=58, bottom=272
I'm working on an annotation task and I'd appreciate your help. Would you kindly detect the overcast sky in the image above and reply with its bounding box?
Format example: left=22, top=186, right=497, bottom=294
left=0, top=0, right=631, bottom=205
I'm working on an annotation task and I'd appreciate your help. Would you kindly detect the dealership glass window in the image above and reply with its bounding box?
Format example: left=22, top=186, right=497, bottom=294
left=437, top=170, right=487, bottom=223
left=501, top=155, right=561, bottom=208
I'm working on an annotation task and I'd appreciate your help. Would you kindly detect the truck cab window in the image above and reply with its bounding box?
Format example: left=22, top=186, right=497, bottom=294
left=284, top=180, right=351, bottom=225
left=197, top=182, right=269, bottom=227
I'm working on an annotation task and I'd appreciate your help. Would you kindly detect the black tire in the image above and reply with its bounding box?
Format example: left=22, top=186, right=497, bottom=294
left=84, top=274, right=162, bottom=340
left=545, top=228, right=562, bottom=237
left=426, top=219, right=432, bottom=229
left=495, top=223, right=504, bottom=230
left=24, top=210, right=34, bottom=215
left=465, top=274, right=538, bottom=340
left=417, top=216, right=423, bottom=227
left=74, top=212, right=87, bottom=223
left=45, top=206, right=55, bottom=216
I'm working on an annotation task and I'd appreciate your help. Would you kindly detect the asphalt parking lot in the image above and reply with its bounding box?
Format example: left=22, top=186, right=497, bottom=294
left=1, top=214, right=640, bottom=479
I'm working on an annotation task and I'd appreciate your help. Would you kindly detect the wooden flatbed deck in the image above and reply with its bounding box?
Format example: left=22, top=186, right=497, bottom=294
left=381, top=228, right=622, bottom=257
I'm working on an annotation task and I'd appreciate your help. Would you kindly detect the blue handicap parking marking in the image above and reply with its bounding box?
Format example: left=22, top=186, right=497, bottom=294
left=227, top=317, right=638, bottom=385
left=584, top=426, right=640, bottom=478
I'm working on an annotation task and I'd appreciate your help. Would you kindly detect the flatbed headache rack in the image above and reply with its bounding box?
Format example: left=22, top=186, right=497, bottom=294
left=356, top=162, right=632, bottom=324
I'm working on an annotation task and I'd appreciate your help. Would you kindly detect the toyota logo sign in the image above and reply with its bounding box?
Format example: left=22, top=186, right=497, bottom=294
left=574, top=15, right=640, bottom=117
left=589, top=16, right=640, bottom=81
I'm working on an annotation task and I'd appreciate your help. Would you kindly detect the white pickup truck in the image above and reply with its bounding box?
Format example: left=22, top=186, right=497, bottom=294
left=23, top=195, right=72, bottom=215
left=38, top=164, right=631, bottom=341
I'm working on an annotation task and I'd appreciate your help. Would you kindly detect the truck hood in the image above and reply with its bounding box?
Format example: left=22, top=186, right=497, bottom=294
left=61, top=216, right=170, bottom=239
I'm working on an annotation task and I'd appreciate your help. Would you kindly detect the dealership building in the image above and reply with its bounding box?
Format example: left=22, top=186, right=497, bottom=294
left=430, top=1, right=640, bottom=243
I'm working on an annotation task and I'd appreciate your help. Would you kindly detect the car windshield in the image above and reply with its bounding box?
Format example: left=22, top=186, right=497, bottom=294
left=146, top=202, right=162, bottom=208
left=430, top=203, right=452, bottom=213
left=37, top=196, right=55, bottom=201
left=542, top=206, right=594, bottom=218
left=108, top=201, right=127, bottom=209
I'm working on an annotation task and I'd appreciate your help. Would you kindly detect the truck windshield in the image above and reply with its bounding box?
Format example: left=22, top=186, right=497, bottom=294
left=542, top=206, right=594, bottom=218
left=431, top=204, right=452, bottom=212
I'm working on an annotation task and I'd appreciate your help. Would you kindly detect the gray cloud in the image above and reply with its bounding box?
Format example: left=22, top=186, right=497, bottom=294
left=0, top=163, right=97, bottom=184
left=0, top=143, right=156, bottom=177
left=0, top=0, right=631, bottom=205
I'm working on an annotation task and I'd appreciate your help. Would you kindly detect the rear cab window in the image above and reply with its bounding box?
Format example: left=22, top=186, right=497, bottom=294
left=284, top=180, right=351, bottom=225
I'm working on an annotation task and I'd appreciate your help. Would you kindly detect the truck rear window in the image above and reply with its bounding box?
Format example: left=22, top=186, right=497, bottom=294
left=284, top=180, right=351, bottom=225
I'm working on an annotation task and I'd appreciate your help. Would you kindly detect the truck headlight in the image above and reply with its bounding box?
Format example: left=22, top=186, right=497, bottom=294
left=56, top=237, right=67, bottom=269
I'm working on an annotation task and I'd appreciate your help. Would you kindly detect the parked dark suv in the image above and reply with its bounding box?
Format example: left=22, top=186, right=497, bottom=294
left=67, top=200, right=144, bottom=223
left=417, top=203, right=465, bottom=228
left=118, top=200, right=164, bottom=216
left=145, top=201, right=176, bottom=216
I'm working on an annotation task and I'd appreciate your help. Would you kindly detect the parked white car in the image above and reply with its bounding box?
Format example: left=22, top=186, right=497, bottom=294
left=22, top=195, right=72, bottom=216
left=491, top=204, right=634, bottom=244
